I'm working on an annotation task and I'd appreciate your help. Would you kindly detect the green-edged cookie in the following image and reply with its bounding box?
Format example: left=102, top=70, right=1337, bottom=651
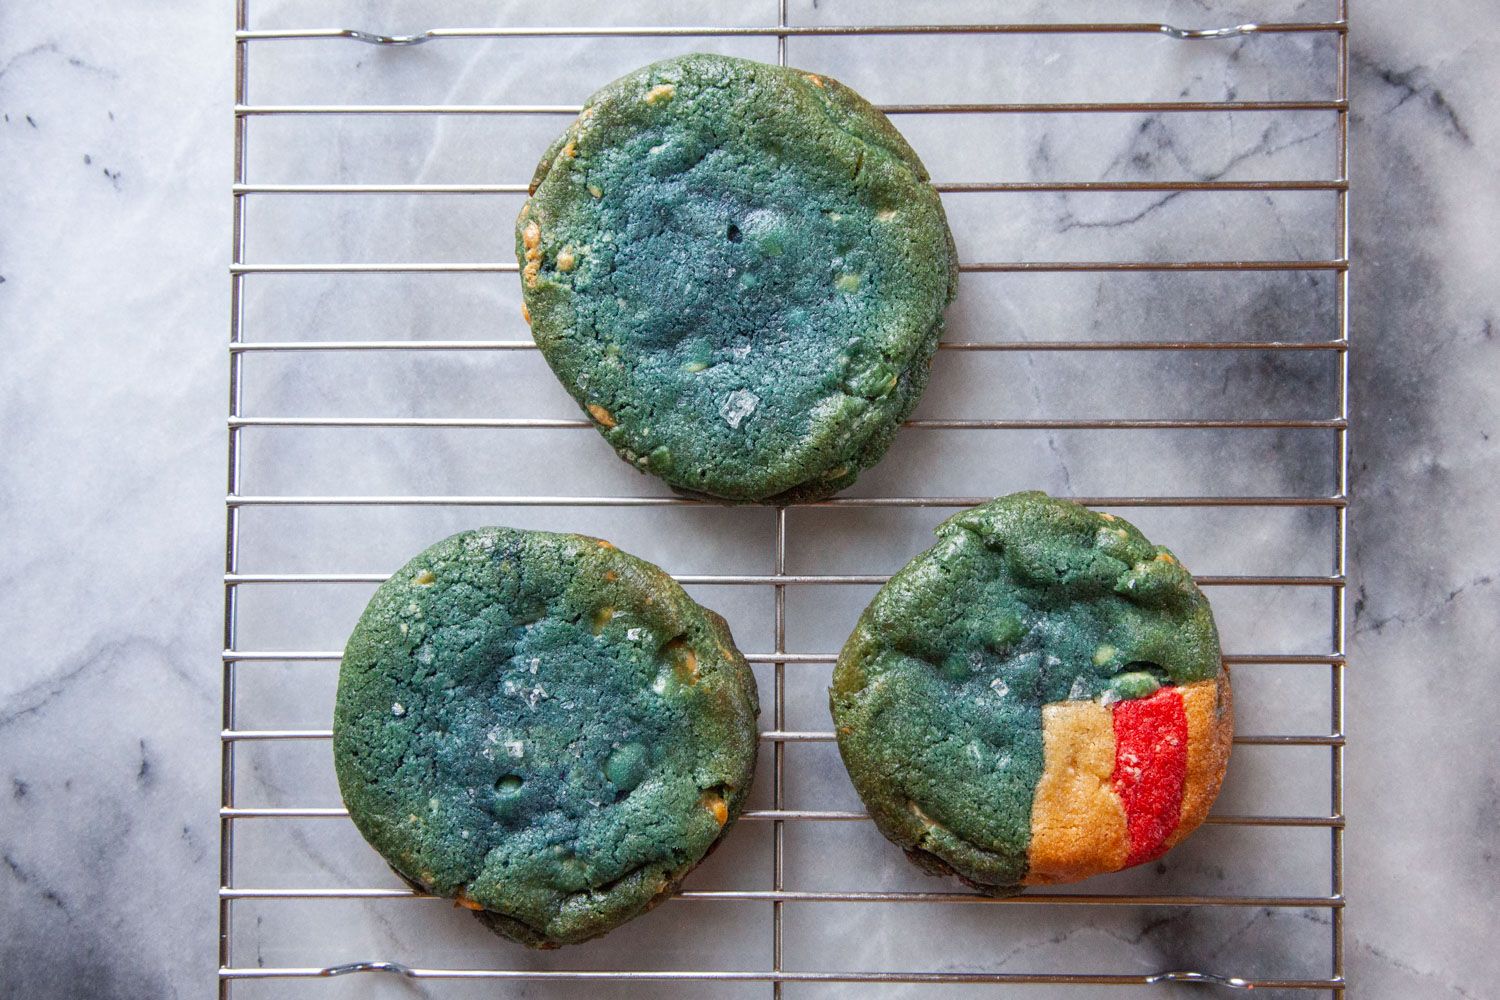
left=518, top=53, right=959, bottom=504
left=830, top=493, right=1231, bottom=893
left=333, top=528, right=760, bottom=947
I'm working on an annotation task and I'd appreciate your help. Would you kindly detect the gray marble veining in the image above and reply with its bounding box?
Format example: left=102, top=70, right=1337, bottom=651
left=0, top=1, right=1496, bottom=997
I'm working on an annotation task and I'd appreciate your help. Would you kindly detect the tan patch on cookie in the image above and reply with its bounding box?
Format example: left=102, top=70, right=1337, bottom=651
left=522, top=220, right=543, bottom=286
left=453, top=890, right=485, bottom=911
left=699, top=790, right=728, bottom=826
left=804, top=74, right=824, bottom=88
left=665, top=638, right=698, bottom=684
left=556, top=248, right=577, bottom=272
left=587, top=404, right=616, bottom=428
left=1022, top=700, right=1130, bottom=885
left=645, top=83, right=676, bottom=104
left=1164, top=672, right=1234, bottom=849
left=907, top=799, right=947, bottom=835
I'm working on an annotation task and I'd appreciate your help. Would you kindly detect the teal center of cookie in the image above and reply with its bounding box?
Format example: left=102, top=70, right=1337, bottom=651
left=421, top=611, right=693, bottom=834
left=570, top=140, right=900, bottom=463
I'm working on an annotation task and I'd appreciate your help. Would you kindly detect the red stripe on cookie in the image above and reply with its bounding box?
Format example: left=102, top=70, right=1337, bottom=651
left=1111, top=686, right=1188, bottom=867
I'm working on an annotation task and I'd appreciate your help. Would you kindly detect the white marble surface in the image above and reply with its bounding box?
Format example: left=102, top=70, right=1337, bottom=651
left=1, top=1, right=1496, bottom=997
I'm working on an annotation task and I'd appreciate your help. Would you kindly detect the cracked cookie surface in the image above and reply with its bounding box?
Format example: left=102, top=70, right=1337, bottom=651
left=830, top=493, right=1232, bottom=892
left=333, top=527, right=759, bottom=946
left=517, top=53, right=958, bottom=503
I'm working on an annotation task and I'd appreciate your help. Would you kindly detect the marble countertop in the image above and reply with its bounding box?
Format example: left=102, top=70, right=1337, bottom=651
left=2, top=1, right=1497, bottom=997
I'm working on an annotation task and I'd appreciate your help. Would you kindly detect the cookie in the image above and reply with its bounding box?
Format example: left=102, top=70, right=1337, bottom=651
left=517, top=53, right=959, bottom=504
left=333, top=527, right=760, bottom=947
left=829, top=493, right=1232, bottom=892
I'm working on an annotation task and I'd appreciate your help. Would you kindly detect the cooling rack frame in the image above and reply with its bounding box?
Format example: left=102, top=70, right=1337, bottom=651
left=221, top=3, right=1349, bottom=994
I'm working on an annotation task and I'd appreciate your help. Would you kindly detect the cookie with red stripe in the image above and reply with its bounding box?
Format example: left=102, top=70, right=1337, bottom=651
left=830, top=492, right=1232, bottom=893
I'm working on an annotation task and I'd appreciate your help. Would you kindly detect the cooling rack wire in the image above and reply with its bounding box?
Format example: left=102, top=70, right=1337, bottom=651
left=222, top=2, right=1349, bottom=995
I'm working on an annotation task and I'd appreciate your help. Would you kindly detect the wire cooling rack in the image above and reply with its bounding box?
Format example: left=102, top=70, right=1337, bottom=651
left=222, top=2, right=1348, bottom=996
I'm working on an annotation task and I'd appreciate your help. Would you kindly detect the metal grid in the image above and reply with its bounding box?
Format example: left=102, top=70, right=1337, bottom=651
left=222, top=2, right=1348, bottom=995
